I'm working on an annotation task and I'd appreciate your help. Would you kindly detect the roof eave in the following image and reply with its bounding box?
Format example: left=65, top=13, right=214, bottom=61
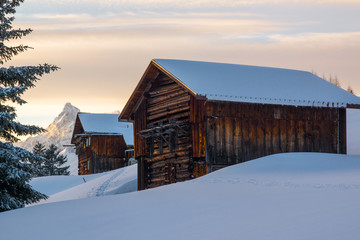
left=118, top=59, right=197, bottom=121
left=151, top=59, right=197, bottom=97
left=347, top=104, right=360, bottom=109
left=118, top=61, right=158, bottom=121
left=70, top=114, right=83, bottom=144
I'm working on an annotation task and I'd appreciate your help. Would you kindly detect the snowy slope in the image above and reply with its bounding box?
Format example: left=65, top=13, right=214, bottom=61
left=1, top=153, right=360, bottom=240
left=58, top=147, right=78, bottom=175
left=30, top=164, right=137, bottom=205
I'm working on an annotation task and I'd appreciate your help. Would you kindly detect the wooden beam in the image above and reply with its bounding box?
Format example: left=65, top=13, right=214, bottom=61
left=347, top=104, right=360, bottom=109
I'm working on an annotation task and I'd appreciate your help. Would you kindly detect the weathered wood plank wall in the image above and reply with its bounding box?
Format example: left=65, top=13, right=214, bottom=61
left=190, top=96, right=207, bottom=178
left=205, top=101, right=345, bottom=171
left=135, top=73, right=192, bottom=189
left=77, top=135, right=128, bottom=175
left=132, top=69, right=347, bottom=190
left=90, top=135, right=127, bottom=174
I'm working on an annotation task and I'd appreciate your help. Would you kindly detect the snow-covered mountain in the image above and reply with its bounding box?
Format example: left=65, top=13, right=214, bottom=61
left=15, top=102, right=80, bottom=175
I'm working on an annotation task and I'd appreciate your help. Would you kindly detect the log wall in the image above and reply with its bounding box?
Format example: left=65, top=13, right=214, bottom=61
left=134, top=73, right=193, bottom=190
left=145, top=73, right=192, bottom=189
left=205, top=101, right=346, bottom=171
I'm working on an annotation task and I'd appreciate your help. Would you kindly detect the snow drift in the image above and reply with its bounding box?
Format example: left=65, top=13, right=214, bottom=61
left=1, top=153, right=360, bottom=240
left=30, top=164, right=137, bottom=205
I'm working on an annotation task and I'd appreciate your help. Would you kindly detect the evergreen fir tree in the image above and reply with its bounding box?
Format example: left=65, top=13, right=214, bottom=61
left=42, top=144, right=70, bottom=176
left=30, top=142, right=46, bottom=165
left=32, top=142, right=46, bottom=156
left=0, top=0, right=58, bottom=212
left=0, top=142, right=47, bottom=211
left=30, top=142, right=46, bottom=176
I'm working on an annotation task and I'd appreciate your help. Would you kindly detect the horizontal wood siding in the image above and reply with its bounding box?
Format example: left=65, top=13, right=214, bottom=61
left=145, top=73, right=192, bottom=189
left=134, top=72, right=193, bottom=190
left=205, top=101, right=342, bottom=171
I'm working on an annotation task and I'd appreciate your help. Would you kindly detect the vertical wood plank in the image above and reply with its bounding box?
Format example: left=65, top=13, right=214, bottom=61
left=257, top=117, right=265, bottom=158
left=242, top=117, right=250, bottom=161
left=265, top=118, right=272, bottom=156
left=297, top=118, right=305, bottom=152
left=305, top=120, right=313, bottom=152
left=279, top=118, right=287, bottom=153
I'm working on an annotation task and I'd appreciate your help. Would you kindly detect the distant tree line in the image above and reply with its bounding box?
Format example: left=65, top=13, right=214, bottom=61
left=312, top=70, right=356, bottom=95
left=31, top=143, right=70, bottom=176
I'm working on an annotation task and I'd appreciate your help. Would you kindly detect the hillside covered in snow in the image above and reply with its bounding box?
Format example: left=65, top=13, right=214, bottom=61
left=1, top=153, right=360, bottom=240
left=30, top=164, right=137, bottom=205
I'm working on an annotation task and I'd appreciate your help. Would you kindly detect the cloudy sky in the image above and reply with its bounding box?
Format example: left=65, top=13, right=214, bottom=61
left=7, top=0, right=360, bottom=127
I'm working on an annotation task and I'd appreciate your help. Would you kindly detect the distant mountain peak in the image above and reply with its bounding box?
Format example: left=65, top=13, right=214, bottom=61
left=16, top=103, right=80, bottom=175
left=63, top=102, right=78, bottom=112
left=49, top=103, right=80, bottom=130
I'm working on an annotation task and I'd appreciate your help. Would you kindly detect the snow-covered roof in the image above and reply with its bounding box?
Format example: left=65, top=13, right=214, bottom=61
left=78, top=113, right=133, bottom=146
left=153, top=59, right=360, bottom=108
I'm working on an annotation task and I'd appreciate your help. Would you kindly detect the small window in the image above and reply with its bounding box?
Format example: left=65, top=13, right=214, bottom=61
left=87, top=160, right=90, bottom=170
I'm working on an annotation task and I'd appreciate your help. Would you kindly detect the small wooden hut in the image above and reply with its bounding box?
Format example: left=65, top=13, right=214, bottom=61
left=71, top=113, right=134, bottom=175
left=119, top=59, right=360, bottom=190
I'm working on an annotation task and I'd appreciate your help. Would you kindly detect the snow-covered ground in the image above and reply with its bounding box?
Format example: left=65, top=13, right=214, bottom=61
left=1, top=153, right=360, bottom=240
left=29, top=164, right=137, bottom=204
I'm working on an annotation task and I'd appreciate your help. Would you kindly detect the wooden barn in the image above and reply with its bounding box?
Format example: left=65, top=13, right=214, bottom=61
left=118, top=59, right=360, bottom=190
left=71, top=113, right=134, bottom=175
